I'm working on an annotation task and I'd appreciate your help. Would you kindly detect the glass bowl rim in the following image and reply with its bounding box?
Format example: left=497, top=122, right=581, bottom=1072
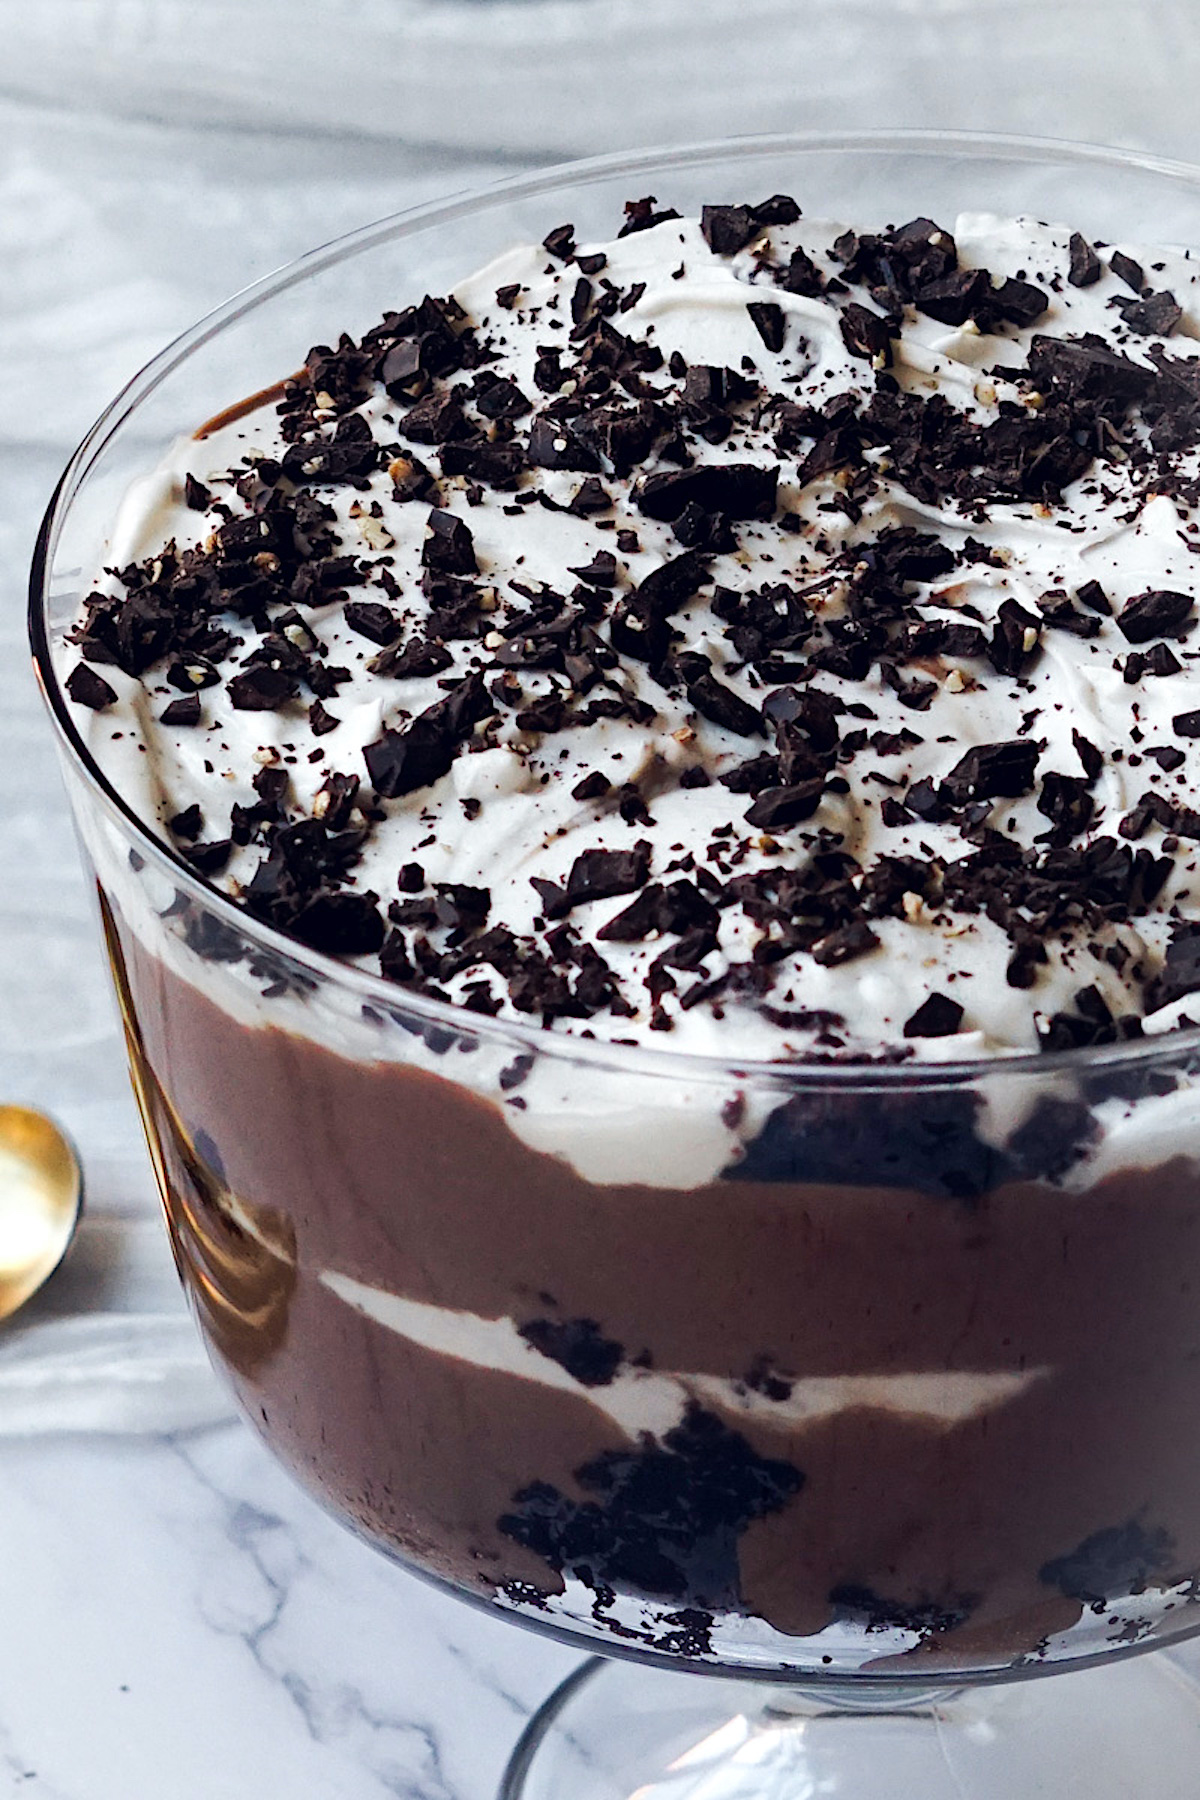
left=30, top=123, right=1200, bottom=1094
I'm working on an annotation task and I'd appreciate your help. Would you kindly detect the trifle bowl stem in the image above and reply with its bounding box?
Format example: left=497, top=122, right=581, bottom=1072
left=502, top=1655, right=1200, bottom=1799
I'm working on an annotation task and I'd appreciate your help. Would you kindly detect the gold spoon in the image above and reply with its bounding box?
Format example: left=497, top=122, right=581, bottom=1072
left=0, top=1107, right=83, bottom=1323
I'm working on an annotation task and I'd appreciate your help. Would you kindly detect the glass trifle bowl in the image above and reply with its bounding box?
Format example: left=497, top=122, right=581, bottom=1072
left=29, top=131, right=1200, bottom=1796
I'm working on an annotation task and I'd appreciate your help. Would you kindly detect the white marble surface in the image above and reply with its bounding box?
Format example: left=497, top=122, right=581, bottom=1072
left=6, top=5, right=1200, bottom=1791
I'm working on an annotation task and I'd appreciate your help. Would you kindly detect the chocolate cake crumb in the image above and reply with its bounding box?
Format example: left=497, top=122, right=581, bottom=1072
left=829, top=1583, right=976, bottom=1638
left=518, top=1317, right=624, bottom=1386
left=499, top=1404, right=803, bottom=1608
left=1040, top=1520, right=1177, bottom=1609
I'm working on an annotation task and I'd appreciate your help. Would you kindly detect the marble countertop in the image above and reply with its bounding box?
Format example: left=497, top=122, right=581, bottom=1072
left=5, top=6, right=1200, bottom=1789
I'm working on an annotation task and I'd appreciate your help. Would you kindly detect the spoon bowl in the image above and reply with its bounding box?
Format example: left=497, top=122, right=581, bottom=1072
left=0, top=1107, right=83, bottom=1322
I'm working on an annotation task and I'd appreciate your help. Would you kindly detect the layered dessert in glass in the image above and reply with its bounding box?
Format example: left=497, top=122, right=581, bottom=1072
left=33, top=139, right=1200, bottom=1684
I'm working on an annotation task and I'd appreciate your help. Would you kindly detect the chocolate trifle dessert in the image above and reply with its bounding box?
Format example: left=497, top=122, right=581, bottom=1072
left=57, top=194, right=1200, bottom=1673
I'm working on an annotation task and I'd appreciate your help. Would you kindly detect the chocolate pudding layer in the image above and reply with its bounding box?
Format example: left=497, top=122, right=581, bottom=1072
left=56, top=190, right=1200, bottom=1674
left=99, top=884, right=1200, bottom=1674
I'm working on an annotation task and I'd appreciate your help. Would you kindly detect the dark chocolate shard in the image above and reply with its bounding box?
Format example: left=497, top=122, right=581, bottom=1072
left=281, top=411, right=380, bottom=486
left=168, top=803, right=203, bottom=840
left=746, top=301, right=785, bottom=353
left=598, top=879, right=718, bottom=943
left=564, top=843, right=651, bottom=907
left=567, top=550, right=618, bottom=587
left=636, top=464, right=778, bottom=523
left=914, top=267, right=991, bottom=327
left=542, top=222, right=576, bottom=260
left=527, top=415, right=602, bottom=473
left=66, top=663, right=117, bottom=710
left=568, top=477, right=613, bottom=516
left=1075, top=580, right=1111, bottom=617
left=942, top=740, right=1040, bottom=803
left=473, top=375, right=531, bottom=421
left=744, top=780, right=825, bottom=830
left=363, top=672, right=491, bottom=797
left=1068, top=231, right=1102, bottom=287
left=618, top=196, right=683, bottom=238
left=1116, top=290, right=1183, bottom=337
left=989, top=277, right=1050, bottom=326
left=1025, top=333, right=1153, bottom=404
left=903, top=993, right=965, bottom=1038
left=183, top=839, right=232, bottom=875
left=1117, top=589, right=1194, bottom=644
left=369, top=636, right=453, bottom=680
left=839, top=303, right=893, bottom=365
left=1035, top=590, right=1100, bottom=639
left=987, top=598, right=1042, bottom=676
left=160, top=693, right=203, bottom=727
left=439, top=440, right=526, bottom=489
left=632, top=550, right=711, bottom=614
left=227, top=665, right=299, bottom=711
left=811, top=920, right=880, bottom=966
left=289, top=890, right=385, bottom=957
left=433, top=882, right=491, bottom=934
left=751, top=193, right=801, bottom=225
left=572, top=769, right=612, bottom=804
left=700, top=204, right=760, bottom=256
left=672, top=502, right=736, bottom=554
left=421, top=508, right=478, bottom=575
left=675, top=651, right=765, bottom=739
left=399, top=391, right=472, bottom=446
left=608, top=600, right=672, bottom=667
left=343, top=601, right=401, bottom=646
left=1037, top=771, right=1095, bottom=840
left=783, top=246, right=826, bottom=297
left=1145, top=926, right=1200, bottom=1011
left=1109, top=250, right=1145, bottom=294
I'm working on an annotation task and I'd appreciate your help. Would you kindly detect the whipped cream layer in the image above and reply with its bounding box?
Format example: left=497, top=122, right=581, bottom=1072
left=321, top=1269, right=1047, bottom=1441
left=64, top=200, right=1200, bottom=1065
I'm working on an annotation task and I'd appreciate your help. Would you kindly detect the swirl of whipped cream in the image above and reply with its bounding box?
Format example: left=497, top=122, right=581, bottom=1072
left=64, top=201, right=1200, bottom=1073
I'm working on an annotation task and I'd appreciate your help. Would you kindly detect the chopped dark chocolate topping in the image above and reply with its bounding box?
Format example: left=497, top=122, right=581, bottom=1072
left=903, top=992, right=964, bottom=1038
left=942, top=741, right=1040, bottom=803
left=66, top=663, right=117, bottom=710
left=1068, top=232, right=1102, bottom=288
left=1117, top=590, right=1194, bottom=644
left=701, top=205, right=761, bottom=256
left=839, top=302, right=893, bottom=365
left=565, top=843, right=652, bottom=908
left=68, top=195, right=1200, bottom=1055
left=1109, top=250, right=1146, bottom=294
left=160, top=693, right=203, bottom=727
